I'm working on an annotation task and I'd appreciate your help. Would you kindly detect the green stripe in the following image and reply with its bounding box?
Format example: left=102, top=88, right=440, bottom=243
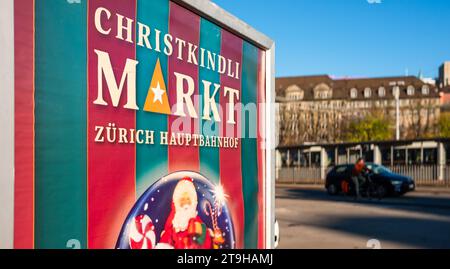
left=35, top=1, right=87, bottom=249
left=241, top=41, right=259, bottom=249
left=136, top=0, right=170, bottom=196
left=199, top=19, right=221, bottom=185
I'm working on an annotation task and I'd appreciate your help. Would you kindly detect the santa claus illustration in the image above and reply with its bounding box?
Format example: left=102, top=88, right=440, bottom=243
left=155, top=176, right=224, bottom=249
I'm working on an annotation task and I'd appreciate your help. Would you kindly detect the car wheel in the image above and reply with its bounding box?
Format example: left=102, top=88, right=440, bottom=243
left=376, top=185, right=387, bottom=198
left=327, top=184, right=338, bottom=195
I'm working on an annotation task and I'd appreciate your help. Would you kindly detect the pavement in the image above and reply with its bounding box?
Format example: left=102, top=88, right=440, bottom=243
left=276, top=184, right=450, bottom=249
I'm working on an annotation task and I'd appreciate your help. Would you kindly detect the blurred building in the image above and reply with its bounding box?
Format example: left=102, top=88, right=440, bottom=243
left=276, top=75, right=440, bottom=146
left=440, top=86, right=450, bottom=110
left=439, top=62, right=450, bottom=87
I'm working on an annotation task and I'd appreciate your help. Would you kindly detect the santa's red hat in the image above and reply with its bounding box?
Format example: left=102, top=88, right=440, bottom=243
left=181, top=176, right=193, bottom=182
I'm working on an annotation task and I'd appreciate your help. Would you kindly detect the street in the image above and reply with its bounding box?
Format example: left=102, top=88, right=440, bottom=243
left=276, top=185, right=450, bottom=249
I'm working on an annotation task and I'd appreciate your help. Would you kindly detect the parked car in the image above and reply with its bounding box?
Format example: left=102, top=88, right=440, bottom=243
left=325, top=163, right=415, bottom=197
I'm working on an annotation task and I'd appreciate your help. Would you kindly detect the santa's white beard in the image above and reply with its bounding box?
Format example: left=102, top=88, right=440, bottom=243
left=172, top=204, right=197, bottom=233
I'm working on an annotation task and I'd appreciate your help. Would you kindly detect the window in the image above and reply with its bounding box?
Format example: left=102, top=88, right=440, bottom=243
left=380, top=146, right=392, bottom=166
left=393, top=149, right=406, bottom=165
left=350, top=88, right=358, bottom=99
left=407, top=149, right=422, bottom=165
left=364, top=87, right=372, bottom=98
left=349, top=149, right=361, bottom=163
left=378, top=87, right=386, bottom=97
left=337, top=148, right=347, bottom=164
left=422, top=85, right=430, bottom=95
left=281, top=150, right=288, bottom=167
left=292, top=151, right=299, bottom=166
left=369, top=164, right=392, bottom=175
left=300, top=152, right=309, bottom=167
left=327, top=149, right=335, bottom=167
left=286, top=85, right=304, bottom=101
left=362, top=144, right=374, bottom=162
left=313, top=83, right=332, bottom=99
left=446, top=144, right=450, bottom=164
left=407, top=85, right=415, bottom=96
left=288, top=92, right=303, bottom=101
left=335, top=166, right=347, bottom=174
left=311, top=152, right=321, bottom=167
left=423, top=149, right=437, bottom=165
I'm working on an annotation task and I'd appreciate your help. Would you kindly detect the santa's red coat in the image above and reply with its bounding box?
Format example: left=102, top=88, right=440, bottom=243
left=159, top=216, right=213, bottom=249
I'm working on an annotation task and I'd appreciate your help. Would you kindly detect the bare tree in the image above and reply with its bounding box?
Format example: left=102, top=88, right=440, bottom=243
left=404, top=99, right=437, bottom=139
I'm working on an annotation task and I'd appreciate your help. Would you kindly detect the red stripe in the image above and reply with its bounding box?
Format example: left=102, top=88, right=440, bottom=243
left=257, top=50, right=266, bottom=249
left=219, top=30, right=244, bottom=249
left=14, top=0, right=35, bottom=249
left=167, top=3, right=200, bottom=173
left=88, top=0, right=136, bottom=249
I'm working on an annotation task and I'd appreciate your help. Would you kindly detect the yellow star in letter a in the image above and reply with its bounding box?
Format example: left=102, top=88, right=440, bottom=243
left=152, top=82, right=165, bottom=104
left=144, top=58, right=171, bottom=114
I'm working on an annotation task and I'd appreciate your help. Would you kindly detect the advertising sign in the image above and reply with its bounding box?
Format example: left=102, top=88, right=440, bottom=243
left=7, top=0, right=274, bottom=249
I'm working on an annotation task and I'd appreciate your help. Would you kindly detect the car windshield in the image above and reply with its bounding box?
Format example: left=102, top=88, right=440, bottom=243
left=366, top=164, right=391, bottom=174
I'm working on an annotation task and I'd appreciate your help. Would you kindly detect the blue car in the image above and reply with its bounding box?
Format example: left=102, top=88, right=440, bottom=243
left=325, top=163, right=416, bottom=197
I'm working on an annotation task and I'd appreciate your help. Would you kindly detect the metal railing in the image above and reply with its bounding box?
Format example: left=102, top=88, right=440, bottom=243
left=387, top=165, right=438, bottom=186
left=276, top=167, right=324, bottom=185
left=276, top=165, right=450, bottom=187
left=446, top=166, right=450, bottom=185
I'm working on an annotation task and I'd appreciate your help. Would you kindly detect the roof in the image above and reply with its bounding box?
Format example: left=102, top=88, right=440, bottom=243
left=277, top=137, right=450, bottom=150
left=276, top=75, right=439, bottom=101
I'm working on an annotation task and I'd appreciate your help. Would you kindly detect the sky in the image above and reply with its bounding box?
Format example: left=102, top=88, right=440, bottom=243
left=212, top=0, right=450, bottom=79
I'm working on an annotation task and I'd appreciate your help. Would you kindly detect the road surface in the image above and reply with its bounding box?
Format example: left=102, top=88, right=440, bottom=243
left=276, top=185, right=450, bottom=249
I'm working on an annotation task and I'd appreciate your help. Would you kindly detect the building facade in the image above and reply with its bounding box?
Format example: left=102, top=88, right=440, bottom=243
left=440, top=86, right=450, bottom=110
left=276, top=75, right=441, bottom=146
left=439, top=62, right=450, bottom=87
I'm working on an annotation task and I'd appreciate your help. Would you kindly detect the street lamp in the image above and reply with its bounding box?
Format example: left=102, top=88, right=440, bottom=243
left=392, top=85, right=401, bottom=141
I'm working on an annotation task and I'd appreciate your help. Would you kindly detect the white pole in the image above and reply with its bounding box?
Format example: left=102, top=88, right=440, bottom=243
left=394, top=86, right=400, bottom=140
left=0, top=0, right=15, bottom=249
left=265, top=43, right=276, bottom=249
left=438, top=142, right=445, bottom=181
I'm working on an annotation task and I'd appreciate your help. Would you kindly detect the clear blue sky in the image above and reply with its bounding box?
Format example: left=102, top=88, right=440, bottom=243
left=212, top=0, right=450, bottom=79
